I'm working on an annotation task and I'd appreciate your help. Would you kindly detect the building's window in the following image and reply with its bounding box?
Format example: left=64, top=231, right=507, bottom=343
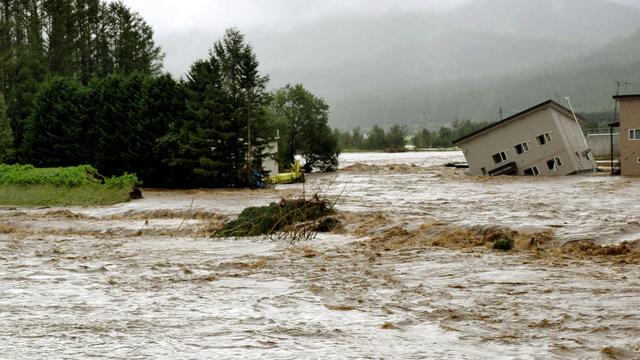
left=629, top=129, right=640, bottom=140
left=492, top=151, right=507, bottom=164
left=546, top=157, right=562, bottom=170
left=537, top=132, right=552, bottom=145
left=481, top=167, right=488, bottom=176
left=523, top=166, right=540, bottom=176
left=514, top=142, right=529, bottom=155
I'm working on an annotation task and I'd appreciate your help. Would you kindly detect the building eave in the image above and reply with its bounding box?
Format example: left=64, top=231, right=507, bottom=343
left=613, top=94, right=640, bottom=100
left=453, top=99, right=586, bottom=146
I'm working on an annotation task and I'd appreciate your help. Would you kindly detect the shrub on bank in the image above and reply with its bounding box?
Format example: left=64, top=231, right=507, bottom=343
left=0, top=164, right=138, bottom=188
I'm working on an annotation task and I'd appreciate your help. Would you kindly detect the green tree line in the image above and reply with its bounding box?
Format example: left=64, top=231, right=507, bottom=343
left=335, top=120, right=491, bottom=150
left=334, top=124, right=408, bottom=151
left=0, top=1, right=337, bottom=188
left=1, top=0, right=163, bottom=153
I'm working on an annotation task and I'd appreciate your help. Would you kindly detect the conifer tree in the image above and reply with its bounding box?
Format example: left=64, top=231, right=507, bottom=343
left=22, top=77, right=89, bottom=166
left=0, top=94, right=13, bottom=162
left=164, top=28, right=271, bottom=187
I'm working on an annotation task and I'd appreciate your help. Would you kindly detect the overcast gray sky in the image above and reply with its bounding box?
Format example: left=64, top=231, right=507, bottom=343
left=115, top=0, right=474, bottom=75
left=115, top=0, right=640, bottom=76
left=119, top=0, right=471, bottom=34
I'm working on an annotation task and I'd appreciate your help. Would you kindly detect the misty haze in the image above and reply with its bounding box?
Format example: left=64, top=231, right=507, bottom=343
left=2, top=1, right=640, bottom=359
left=148, top=0, right=640, bottom=129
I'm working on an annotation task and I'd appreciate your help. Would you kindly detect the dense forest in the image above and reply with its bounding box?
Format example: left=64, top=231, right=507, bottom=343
left=335, top=115, right=609, bottom=151
left=0, top=0, right=337, bottom=187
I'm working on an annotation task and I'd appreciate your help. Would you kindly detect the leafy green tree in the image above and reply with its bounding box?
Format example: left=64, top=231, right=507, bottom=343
left=413, top=129, right=433, bottom=148
left=271, top=83, right=338, bottom=172
left=303, top=123, right=339, bottom=171
left=366, top=125, right=387, bottom=149
left=434, top=126, right=454, bottom=147
left=351, top=127, right=364, bottom=149
left=386, top=124, right=407, bottom=149
left=0, top=94, right=13, bottom=162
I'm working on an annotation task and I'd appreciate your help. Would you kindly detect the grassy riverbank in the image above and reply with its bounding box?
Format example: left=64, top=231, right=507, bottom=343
left=0, top=184, right=134, bottom=206
left=0, top=164, right=138, bottom=207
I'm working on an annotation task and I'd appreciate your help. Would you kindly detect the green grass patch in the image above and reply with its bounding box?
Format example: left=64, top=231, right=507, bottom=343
left=214, top=197, right=334, bottom=237
left=0, top=164, right=139, bottom=206
left=0, top=184, right=134, bottom=206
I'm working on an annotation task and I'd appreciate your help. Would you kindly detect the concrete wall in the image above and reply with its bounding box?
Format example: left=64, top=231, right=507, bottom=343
left=618, top=98, right=640, bottom=176
left=458, top=106, right=596, bottom=176
left=587, top=133, right=619, bottom=158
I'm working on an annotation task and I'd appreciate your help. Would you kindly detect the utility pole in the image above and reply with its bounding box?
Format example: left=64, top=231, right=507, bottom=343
left=612, top=81, right=627, bottom=124
left=246, top=93, right=252, bottom=182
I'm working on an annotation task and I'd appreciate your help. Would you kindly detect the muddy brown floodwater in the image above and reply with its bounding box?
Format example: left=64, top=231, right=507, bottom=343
left=1, top=151, right=640, bottom=359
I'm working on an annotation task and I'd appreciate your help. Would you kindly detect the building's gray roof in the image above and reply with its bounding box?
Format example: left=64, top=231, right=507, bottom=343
left=453, top=99, right=586, bottom=145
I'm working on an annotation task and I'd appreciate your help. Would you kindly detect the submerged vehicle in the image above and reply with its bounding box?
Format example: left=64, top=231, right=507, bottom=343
left=268, top=160, right=304, bottom=184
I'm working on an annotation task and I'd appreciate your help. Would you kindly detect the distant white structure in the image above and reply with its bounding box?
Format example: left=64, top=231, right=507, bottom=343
left=453, top=100, right=597, bottom=176
left=262, top=140, right=279, bottom=176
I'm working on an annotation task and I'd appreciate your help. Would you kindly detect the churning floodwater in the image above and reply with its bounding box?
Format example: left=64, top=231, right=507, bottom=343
left=1, top=151, right=639, bottom=359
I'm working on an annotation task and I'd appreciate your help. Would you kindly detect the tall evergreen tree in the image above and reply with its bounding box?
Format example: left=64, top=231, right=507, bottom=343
left=0, top=94, right=13, bottom=162
left=22, top=77, right=89, bottom=166
left=0, top=0, right=164, bottom=154
left=164, top=28, right=271, bottom=187
left=92, top=72, right=145, bottom=175
left=73, top=0, right=100, bottom=83
left=132, top=74, right=186, bottom=185
left=103, top=1, right=163, bottom=75
left=213, top=28, right=270, bottom=183
left=44, top=0, right=75, bottom=75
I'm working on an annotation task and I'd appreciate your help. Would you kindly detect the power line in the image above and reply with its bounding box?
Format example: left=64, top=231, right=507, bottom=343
left=545, top=66, right=561, bottom=103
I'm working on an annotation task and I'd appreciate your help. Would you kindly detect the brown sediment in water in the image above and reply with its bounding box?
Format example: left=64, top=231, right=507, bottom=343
left=0, top=223, right=18, bottom=233
left=550, top=239, right=640, bottom=264
left=600, top=345, right=636, bottom=360
left=0, top=207, right=228, bottom=239
left=351, top=219, right=553, bottom=253
left=337, top=211, right=640, bottom=264
left=338, top=212, right=393, bottom=237
left=340, top=163, right=433, bottom=174
left=111, top=209, right=226, bottom=221
left=380, top=322, right=399, bottom=330
left=324, top=304, right=357, bottom=311
left=44, top=209, right=93, bottom=219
